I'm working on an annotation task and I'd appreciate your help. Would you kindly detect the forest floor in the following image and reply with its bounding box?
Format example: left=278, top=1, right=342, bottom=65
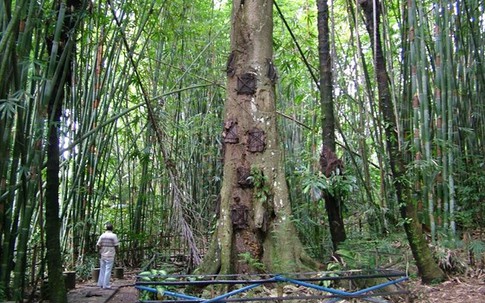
left=406, top=274, right=485, bottom=303
left=64, top=269, right=485, bottom=303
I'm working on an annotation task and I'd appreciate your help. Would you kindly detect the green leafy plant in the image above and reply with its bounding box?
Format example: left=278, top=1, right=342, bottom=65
left=331, top=236, right=409, bottom=271
left=0, top=284, right=5, bottom=301
left=250, top=167, right=271, bottom=204
left=468, top=240, right=485, bottom=257
left=238, top=252, right=266, bottom=272
left=300, top=168, right=356, bottom=201
left=318, top=262, right=341, bottom=287
left=433, top=246, right=468, bottom=274
left=301, top=171, right=329, bottom=201
left=75, top=254, right=99, bottom=281
left=138, top=268, right=177, bottom=301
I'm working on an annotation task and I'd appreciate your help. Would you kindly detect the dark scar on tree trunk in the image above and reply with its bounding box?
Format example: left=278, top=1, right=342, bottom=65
left=237, top=166, right=253, bottom=188
left=223, top=119, right=239, bottom=144
left=237, top=73, right=257, bottom=95
left=247, top=128, right=266, bottom=153
left=226, top=51, right=235, bottom=77
left=320, top=145, right=344, bottom=177
left=231, top=197, right=249, bottom=230
left=266, top=58, right=277, bottom=84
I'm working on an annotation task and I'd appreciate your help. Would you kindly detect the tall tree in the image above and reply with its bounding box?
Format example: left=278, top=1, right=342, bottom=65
left=359, top=0, right=445, bottom=283
left=197, top=0, right=319, bottom=274
left=44, top=1, right=82, bottom=301
left=316, top=0, right=346, bottom=251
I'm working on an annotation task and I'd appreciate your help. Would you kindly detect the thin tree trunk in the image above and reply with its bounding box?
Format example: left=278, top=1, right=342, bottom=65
left=316, top=0, right=346, bottom=251
left=1, top=0, right=40, bottom=298
left=359, top=0, right=445, bottom=283
left=44, top=4, right=68, bottom=301
left=44, top=1, right=83, bottom=300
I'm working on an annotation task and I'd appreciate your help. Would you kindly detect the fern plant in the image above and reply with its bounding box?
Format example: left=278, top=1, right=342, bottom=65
left=238, top=252, right=266, bottom=272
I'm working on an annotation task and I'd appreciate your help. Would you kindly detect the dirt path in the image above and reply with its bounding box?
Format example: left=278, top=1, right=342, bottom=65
left=67, top=271, right=137, bottom=303
left=106, top=285, right=139, bottom=303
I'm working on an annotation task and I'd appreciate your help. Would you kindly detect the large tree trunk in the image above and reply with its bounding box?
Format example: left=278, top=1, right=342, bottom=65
left=196, top=0, right=319, bottom=275
left=316, top=0, right=346, bottom=251
left=359, top=0, right=445, bottom=283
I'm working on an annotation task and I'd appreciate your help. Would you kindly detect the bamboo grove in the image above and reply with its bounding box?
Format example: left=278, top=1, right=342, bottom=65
left=0, top=0, right=483, bottom=301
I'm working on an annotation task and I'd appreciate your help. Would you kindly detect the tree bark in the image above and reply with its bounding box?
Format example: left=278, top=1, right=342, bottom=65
left=359, top=0, right=445, bottom=283
left=44, top=1, right=83, bottom=301
left=45, top=85, right=68, bottom=302
left=316, top=0, right=346, bottom=251
left=196, top=0, right=320, bottom=275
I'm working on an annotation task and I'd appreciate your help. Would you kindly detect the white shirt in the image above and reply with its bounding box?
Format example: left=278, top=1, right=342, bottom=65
left=97, top=231, right=119, bottom=260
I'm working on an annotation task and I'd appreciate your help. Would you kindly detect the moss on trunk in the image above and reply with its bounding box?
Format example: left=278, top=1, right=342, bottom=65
left=359, top=0, right=445, bottom=284
left=402, top=198, right=446, bottom=283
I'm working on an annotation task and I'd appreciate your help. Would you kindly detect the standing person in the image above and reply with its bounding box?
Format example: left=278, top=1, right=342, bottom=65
left=96, top=223, right=119, bottom=289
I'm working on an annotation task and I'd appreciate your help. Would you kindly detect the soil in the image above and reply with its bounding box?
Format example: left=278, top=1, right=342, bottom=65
left=65, top=270, right=138, bottom=303
left=106, top=286, right=139, bottom=303
left=406, top=274, right=485, bottom=303
left=96, top=270, right=485, bottom=303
